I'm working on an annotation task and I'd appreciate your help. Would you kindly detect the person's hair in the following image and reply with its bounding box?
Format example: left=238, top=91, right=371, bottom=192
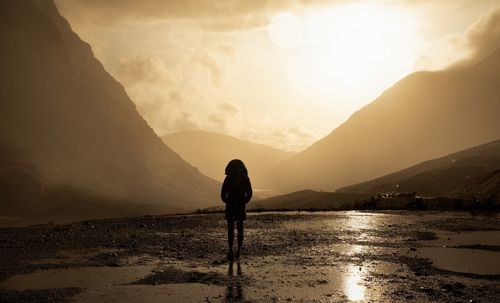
left=225, top=159, right=247, bottom=176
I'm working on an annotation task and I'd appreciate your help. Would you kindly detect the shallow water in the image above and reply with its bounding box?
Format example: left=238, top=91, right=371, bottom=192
left=419, top=230, right=500, bottom=275
left=0, top=258, right=403, bottom=302
left=420, top=247, right=500, bottom=275
left=422, top=230, right=500, bottom=247
left=0, top=265, right=155, bottom=290
left=74, top=283, right=225, bottom=303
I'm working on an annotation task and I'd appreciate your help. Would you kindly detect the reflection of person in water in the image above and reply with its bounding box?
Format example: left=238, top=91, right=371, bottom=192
left=226, top=261, right=244, bottom=302
left=221, top=159, right=253, bottom=260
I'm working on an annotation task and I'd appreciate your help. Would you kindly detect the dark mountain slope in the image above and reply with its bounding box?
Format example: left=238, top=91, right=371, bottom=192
left=337, top=139, right=500, bottom=197
left=0, top=0, right=219, bottom=220
left=249, top=190, right=370, bottom=210
left=451, top=169, right=500, bottom=201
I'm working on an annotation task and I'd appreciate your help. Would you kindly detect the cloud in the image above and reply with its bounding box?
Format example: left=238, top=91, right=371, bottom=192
left=216, top=43, right=238, bottom=62
left=416, top=6, right=500, bottom=70
left=110, top=53, right=240, bottom=136
left=218, top=102, right=239, bottom=115
left=196, top=14, right=268, bottom=32
left=464, top=7, right=500, bottom=62
left=288, top=126, right=313, bottom=139
left=172, top=112, right=200, bottom=132
left=55, top=0, right=349, bottom=31
left=239, top=125, right=315, bottom=152
left=115, top=55, right=175, bottom=86
left=192, top=52, right=223, bottom=86
left=55, top=0, right=269, bottom=30
left=208, top=113, right=227, bottom=131
left=112, top=54, right=203, bottom=134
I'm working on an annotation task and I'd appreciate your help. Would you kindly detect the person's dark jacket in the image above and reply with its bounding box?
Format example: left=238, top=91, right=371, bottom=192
left=221, top=174, right=252, bottom=205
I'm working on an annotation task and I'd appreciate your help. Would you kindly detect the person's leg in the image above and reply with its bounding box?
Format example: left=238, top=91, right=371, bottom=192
left=227, top=220, right=235, bottom=260
left=235, top=220, right=244, bottom=258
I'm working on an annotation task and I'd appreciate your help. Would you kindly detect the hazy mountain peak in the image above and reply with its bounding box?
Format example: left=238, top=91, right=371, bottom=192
left=163, top=130, right=295, bottom=182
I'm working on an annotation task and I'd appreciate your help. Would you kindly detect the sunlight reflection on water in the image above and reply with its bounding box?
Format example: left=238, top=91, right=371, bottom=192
left=341, top=213, right=379, bottom=301
left=345, top=264, right=365, bottom=301
left=345, top=212, right=382, bottom=231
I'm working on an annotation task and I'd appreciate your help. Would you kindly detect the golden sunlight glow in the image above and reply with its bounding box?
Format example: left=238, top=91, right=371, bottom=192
left=277, top=3, right=421, bottom=106
left=342, top=214, right=372, bottom=301
left=345, top=264, right=366, bottom=301
left=268, top=11, right=305, bottom=49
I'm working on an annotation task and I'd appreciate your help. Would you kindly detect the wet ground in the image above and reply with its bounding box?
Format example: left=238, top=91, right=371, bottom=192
left=0, top=211, right=499, bottom=302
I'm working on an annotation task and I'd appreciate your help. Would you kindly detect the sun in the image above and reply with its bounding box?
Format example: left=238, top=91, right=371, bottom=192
left=268, top=11, right=304, bottom=49
left=268, top=3, right=420, bottom=106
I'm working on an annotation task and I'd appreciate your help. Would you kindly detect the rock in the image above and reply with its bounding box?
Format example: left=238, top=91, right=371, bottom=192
left=441, top=284, right=453, bottom=292
left=454, top=282, right=466, bottom=289
left=419, top=287, right=434, bottom=294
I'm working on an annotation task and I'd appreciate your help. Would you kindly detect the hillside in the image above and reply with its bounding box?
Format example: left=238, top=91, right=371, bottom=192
left=337, top=139, right=500, bottom=197
left=248, top=190, right=370, bottom=210
left=452, top=169, right=500, bottom=202
left=163, top=130, right=295, bottom=181
left=0, top=0, right=219, bottom=221
left=260, top=49, right=500, bottom=192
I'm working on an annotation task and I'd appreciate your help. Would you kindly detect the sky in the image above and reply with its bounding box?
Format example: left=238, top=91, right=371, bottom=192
left=54, top=0, right=500, bottom=151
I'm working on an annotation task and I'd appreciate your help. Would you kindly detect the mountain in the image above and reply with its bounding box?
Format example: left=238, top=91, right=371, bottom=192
left=337, top=139, right=500, bottom=197
left=0, top=0, right=219, bottom=221
left=260, top=48, right=500, bottom=192
left=162, top=130, right=295, bottom=182
left=452, top=169, right=500, bottom=202
left=249, top=190, right=370, bottom=210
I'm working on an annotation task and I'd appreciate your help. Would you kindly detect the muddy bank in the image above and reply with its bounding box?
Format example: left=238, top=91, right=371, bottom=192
left=0, top=211, right=499, bottom=302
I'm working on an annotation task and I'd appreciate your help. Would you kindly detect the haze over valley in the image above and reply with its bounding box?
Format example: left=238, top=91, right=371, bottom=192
left=162, top=130, right=295, bottom=183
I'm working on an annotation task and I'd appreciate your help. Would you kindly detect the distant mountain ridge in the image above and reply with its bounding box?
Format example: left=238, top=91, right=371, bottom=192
left=337, top=139, right=500, bottom=197
left=260, top=48, right=500, bottom=192
left=0, top=0, right=219, bottom=221
left=249, top=190, right=370, bottom=210
left=162, top=130, right=295, bottom=182
left=250, top=140, right=500, bottom=211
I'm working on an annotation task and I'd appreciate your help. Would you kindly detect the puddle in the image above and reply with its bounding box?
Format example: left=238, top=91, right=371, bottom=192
left=237, top=257, right=402, bottom=302
left=73, top=283, right=225, bottom=303
left=0, top=266, right=155, bottom=290
left=130, top=266, right=228, bottom=286
left=1, top=256, right=404, bottom=302
left=420, top=247, right=500, bottom=275
left=420, top=230, right=500, bottom=275
left=30, top=248, right=122, bottom=266
left=422, top=230, right=500, bottom=247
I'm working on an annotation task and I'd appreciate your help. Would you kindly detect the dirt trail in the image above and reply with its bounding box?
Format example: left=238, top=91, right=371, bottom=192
left=0, top=211, right=499, bottom=302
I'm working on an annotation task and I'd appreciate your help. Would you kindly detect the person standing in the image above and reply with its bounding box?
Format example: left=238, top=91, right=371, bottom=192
left=221, top=159, right=252, bottom=260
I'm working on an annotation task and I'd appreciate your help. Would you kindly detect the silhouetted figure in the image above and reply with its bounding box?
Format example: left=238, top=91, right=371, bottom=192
left=221, top=159, right=252, bottom=260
